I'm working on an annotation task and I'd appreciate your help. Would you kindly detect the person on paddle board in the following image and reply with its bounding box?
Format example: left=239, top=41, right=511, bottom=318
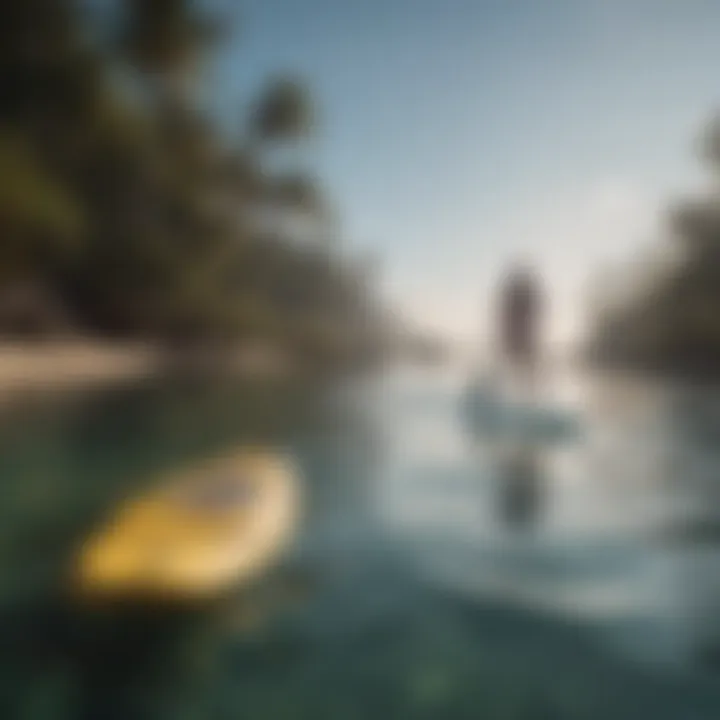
left=498, top=261, right=543, bottom=381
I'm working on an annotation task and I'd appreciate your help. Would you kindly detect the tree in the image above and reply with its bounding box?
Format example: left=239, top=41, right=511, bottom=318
left=587, top=115, right=720, bottom=376
left=249, top=77, right=314, bottom=143
left=0, top=0, right=390, bottom=371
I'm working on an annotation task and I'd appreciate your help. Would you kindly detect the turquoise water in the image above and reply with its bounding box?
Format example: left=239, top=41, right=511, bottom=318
left=3, top=369, right=720, bottom=718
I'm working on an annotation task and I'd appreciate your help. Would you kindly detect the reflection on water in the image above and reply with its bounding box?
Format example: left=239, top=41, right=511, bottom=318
left=492, top=445, right=547, bottom=531
left=4, top=369, right=720, bottom=717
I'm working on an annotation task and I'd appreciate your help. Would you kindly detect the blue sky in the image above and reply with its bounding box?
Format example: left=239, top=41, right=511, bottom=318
left=210, top=0, right=720, bottom=345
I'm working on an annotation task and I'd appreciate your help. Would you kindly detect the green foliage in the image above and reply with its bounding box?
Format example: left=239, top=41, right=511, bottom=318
left=119, top=0, right=221, bottom=78
left=698, top=112, right=720, bottom=171
left=250, top=77, right=315, bottom=142
left=0, top=129, right=85, bottom=244
left=0, top=0, right=385, bottom=368
left=588, top=116, right=720, bottom=376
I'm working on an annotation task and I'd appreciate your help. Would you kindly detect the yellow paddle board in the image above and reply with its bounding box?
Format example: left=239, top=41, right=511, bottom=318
left=74, top=448, right=300, bottom=601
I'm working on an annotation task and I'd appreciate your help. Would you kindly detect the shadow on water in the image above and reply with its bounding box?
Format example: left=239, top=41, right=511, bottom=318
left=1, top=598, right=217, bottom=719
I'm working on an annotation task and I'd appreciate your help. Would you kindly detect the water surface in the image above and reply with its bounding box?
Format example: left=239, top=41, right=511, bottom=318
left=3, top=368, right=720, bottom=719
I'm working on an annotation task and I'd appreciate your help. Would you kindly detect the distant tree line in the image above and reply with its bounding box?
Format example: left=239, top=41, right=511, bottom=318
left=587, top=117, right=720, bottom=377
left=0, top=0, right=388, bottom=371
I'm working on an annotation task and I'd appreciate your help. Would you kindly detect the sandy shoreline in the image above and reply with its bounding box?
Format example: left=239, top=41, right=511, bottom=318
left=0, top=340, right=298, bottom=400
left=0, top=342, right=163, bottom=395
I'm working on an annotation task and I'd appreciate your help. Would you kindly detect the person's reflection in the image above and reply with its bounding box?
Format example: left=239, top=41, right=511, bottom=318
left=493, top=443, right=546, bottom=530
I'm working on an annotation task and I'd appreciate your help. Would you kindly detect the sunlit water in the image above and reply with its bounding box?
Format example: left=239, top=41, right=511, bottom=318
left=3, top=366, right=720, bottom=718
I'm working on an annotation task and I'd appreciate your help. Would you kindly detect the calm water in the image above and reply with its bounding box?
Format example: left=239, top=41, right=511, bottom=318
left=3, top=367, right=720, bottom=718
